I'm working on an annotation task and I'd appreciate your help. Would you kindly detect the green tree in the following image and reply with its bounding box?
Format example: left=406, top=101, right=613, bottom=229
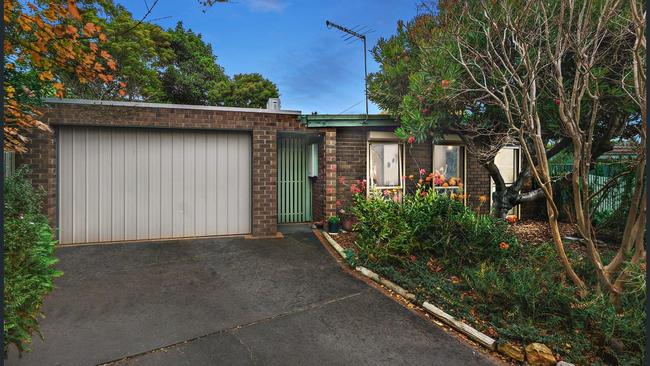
left=63, top=3, right=174, bottom=101
left=209, top=73, right=279, bottom=108
left=160, top=22, right=228, bottom=104
left=368, top=2, right=637, bottom=219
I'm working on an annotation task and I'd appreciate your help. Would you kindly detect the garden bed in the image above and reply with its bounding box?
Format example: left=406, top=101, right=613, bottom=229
left=506, top=220, right=577, bottom=244
left=341, top=188, right=645, bottom=365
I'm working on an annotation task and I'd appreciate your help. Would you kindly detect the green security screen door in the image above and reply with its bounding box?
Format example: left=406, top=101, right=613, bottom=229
left=278, top=134, right=312, bottom=223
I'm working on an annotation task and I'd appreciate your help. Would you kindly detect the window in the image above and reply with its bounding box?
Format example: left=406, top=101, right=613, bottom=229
left=432, top=145, right=465, bottom=189
left=491, top=146, right=521, bottom=216
left=368, top=142, right=403, bottom=190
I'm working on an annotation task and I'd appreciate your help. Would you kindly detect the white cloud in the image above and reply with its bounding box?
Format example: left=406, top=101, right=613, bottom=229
left=246, top=0, right=287, bottom=13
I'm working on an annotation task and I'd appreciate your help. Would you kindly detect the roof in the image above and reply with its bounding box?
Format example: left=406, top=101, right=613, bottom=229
left=43, top=98, right=302, bottom=115
left=300, top=114, right=399, bottom=128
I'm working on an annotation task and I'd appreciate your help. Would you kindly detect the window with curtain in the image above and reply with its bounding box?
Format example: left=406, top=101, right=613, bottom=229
left=432, top=145, right=464, bottom=189
left=368, top=142, right=403, bottom=189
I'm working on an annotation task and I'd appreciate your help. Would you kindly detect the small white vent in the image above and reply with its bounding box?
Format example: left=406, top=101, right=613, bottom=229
left=267, top=98, right=281, bottom=111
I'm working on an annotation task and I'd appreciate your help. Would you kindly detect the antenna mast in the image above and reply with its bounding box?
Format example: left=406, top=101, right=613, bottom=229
left=326, top=20, right=370, bottom=122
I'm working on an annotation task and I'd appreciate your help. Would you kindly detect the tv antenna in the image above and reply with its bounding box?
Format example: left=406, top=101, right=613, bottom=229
left=326, top=20, right=372, bottom=122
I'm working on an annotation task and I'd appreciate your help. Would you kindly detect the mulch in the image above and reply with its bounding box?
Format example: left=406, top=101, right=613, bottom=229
left=331, top=231, right=357, bottom=251
left=332, top=219, right=580, bottom=249
left=507, top=219, right=579, bottom=244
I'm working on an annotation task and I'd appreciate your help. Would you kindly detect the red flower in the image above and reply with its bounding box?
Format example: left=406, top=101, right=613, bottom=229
left=499, top=242, right=510, bottom=250
left=335, top=200, right=342, bottom=207
left=407, top=135, right=416, bottom=144
left=554, top=98, right=561, bottom=106
left=441, top=79, right=450, bottom=88
left=409, top=255, right=417, bottom=262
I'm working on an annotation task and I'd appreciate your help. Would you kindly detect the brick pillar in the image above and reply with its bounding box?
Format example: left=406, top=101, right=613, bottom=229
left=15, top=128, right=58, bottom=226
left=465, top=153, right=491, bottom=215
left=324, top=130, right=337, bottom=218
left=252, top=128, right=278, bottom=237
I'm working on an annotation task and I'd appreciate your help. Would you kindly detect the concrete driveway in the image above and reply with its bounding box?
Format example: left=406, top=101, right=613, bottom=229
left=6, top=225, right=497, bottom=366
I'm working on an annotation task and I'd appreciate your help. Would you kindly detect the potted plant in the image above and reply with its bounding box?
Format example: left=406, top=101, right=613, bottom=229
left=327, top=216, right=340, bottom=233
left=338, top=208, right=355, bottom=232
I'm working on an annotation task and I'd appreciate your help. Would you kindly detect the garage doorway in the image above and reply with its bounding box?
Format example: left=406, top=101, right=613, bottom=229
left=58, top=126, right=252, bottom=244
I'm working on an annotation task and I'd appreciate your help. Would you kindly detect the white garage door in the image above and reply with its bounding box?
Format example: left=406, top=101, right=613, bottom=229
left=58, top=126, right=251, bottom=244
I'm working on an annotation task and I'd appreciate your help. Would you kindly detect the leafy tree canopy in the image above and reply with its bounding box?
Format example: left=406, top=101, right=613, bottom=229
left=160, top=21, right=228, bottom=105
left=64, top=2, right=174, bottom=101
left=4, top=0, right=121, bottom=151
left=209, top=73, right=279, bottom=108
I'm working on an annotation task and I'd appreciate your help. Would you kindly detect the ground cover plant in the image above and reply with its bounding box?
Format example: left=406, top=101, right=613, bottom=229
left=349, top=179, right=645, bottom=365
left=4, top=167, right=61, bottom=356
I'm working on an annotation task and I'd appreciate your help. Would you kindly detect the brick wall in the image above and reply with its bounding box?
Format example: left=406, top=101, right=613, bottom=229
left=465, top=153, right=492, bottom=215
left=335, top=128, right=367, bottom=210
left=17, top=101, right=335, bottom=239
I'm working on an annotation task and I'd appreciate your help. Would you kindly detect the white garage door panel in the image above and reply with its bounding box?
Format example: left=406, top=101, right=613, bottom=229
left=59, top=127, right=251, bottom=244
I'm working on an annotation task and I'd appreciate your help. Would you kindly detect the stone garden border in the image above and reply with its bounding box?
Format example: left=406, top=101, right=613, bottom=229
left=320, top=231, right=573, bottom=366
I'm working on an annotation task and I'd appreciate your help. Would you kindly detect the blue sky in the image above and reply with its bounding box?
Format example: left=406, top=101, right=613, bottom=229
left=115, top=0, right=421, bottom=114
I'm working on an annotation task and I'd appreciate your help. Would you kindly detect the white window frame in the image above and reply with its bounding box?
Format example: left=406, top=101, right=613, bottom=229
left=432, top=142, right=466, bottom=186
left=490, top=145, right=522, bottom=217
left=366, top=134, right=405, bottom=195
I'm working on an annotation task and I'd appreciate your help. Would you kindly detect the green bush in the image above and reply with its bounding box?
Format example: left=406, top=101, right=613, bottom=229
left=350, top=185, right=645, bottom=365
left=351, top=187, right=518, bottom=268
left=4, top=166, right=61, bottom=356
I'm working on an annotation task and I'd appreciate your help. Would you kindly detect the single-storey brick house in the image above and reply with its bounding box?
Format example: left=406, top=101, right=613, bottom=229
left=18, top=99, right=522, bottom=245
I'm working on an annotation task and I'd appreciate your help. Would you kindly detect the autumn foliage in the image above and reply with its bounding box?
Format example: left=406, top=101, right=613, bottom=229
left=3, top=0, right=123, bottom=152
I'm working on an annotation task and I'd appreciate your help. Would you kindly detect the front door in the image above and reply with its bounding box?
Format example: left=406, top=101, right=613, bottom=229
left=278, top=134, right=312, bottom=223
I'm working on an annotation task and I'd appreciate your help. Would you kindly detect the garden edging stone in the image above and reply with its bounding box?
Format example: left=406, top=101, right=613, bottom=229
left=320, top=230, right=497, bottom=352
left=320, top=230, right=575, bottom=366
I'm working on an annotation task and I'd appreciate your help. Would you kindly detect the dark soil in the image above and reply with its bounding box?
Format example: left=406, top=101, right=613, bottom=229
left=507, top=219, right=578, bottom=244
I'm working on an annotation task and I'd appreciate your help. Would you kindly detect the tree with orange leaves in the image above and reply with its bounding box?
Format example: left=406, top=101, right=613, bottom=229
left=3, top=0, right=123, bottom=152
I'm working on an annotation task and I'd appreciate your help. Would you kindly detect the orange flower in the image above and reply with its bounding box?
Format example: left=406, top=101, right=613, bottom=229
left=408, top=175, right=414, bottom=180
left=450, top=276, right=460, bottom=284
left=479, top=195, right=488, bottom=203
left=499, top=242, right=509, bottom=250
left=449, top=178, right=457, bottom=186
left=442, top=182, right=449, bottom=187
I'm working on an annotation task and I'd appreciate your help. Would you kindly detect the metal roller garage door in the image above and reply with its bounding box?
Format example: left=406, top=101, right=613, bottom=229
left=58, top=126, right=251, bottom=244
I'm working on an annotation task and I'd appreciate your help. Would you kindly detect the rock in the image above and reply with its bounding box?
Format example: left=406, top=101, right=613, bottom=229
left=556, top=361, right=575, bottom=366
left=497, top=342, right=525, bottom=362
left=525, top=343, right=557, bottom=366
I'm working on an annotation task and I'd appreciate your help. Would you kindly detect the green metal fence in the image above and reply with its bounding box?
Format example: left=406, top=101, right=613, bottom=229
left=278, top=135, right=312, bottom=223
left=549, top=162, right=635, bottom=214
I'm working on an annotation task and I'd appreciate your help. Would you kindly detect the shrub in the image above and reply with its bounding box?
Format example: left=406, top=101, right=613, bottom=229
left=4, top=166, right=61, bottom=356
left=351, top=186, right=518, bottom=268
left=350, top=184, right=645, bottom=365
